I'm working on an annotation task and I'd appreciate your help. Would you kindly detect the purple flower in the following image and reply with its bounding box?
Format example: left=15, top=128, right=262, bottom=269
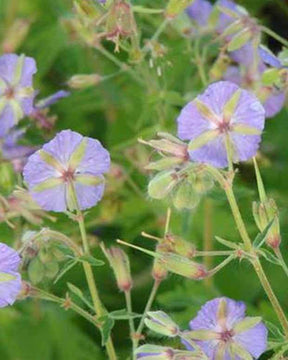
left=0, top=54, right=37, bottom=136
left=176, top=81, right=265, bottom=168
left=23, top=130, right=110, bottom=212
left=186, top=0, right=213, bottom=27
left=259, top=46, right=283, bottom=69
left=2, top=128, right=36, bottom=172
left=0, top=243, right=22, bottom=307
left=183, top=297, right=267, bottom=359
left=216, top=0, right=242, bottom=33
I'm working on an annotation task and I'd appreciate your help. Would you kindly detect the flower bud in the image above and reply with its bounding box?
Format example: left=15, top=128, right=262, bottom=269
left=67, top=74, right=102, bottom=89
left=2, top=19, right=31, bottom=53
left=135, top=345, right=174, bottom=359
left=73, top=0, right=102, bottom=21
left=160, top=253, right=207, bottom=280
left=145, top=311, right=180, bottom=337
left=148, top=170, right=180, bottom=200
left=173, top=181, right=200, bottom=210
left=101, top=245, right=133, bottom=292
left=165, top=234, right=195, bottom=258
left=152, top=258, right=168, bottom=282
left=165, top=0, right=194, bottom=19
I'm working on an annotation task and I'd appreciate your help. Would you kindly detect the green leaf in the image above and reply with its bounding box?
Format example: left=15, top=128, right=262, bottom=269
left=77, top=255, right=105, bottom=267
left=67, top=282, right=94, bottom=311
left=53, top=259, right=77, bottom=284
left=259, top=249, right=281, bottom=265
left=253, top=218, right=275, bottom=248
left=99, top=316, right=115, bottom=346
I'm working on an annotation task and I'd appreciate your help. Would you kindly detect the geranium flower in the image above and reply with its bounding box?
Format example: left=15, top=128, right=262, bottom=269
left=182, top=297, right=267, bottom=359
left=0, top=243, right=22, bottom=307
left=176, top=81, right=265, bottom=168
left=0, top=54, right=36, bottom=136
left=23, top=129, right=110, bottom=212
left=186, top=0, right=213, bottom=27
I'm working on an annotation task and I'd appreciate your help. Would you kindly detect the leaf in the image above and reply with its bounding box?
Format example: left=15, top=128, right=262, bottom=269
left=259, top=249, right=281, bottom=266
left=99, top=316, right=115, bottom=346
left=53, top=259, right=77, bottom=284
left=77, top=255, right=105, bottom=267
left=253, top=219, right=275, bottom=248
left=67, top=283, right=94, bottom=311
left=108, top=309, right=141, bottom=320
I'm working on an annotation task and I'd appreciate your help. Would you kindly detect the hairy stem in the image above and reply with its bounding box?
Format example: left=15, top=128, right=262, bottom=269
left=125, top=290, right=137, bottom=359
left=135, top=280, right=160, bottom=346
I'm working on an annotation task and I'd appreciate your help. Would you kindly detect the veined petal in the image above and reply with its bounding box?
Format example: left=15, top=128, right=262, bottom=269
left=75, top=174, right=104, bottom=186
left=10, top=99, right=24, bottom=123
left=233, top=317, right=262, bottom=334
left=0, top=97, right=7, bottom=116
left=32, top=177, right=63, bottom=192
left=215, top=343, right=227, bottom=360
left=186, top=329, right=219, bottom=341
left=68, top=138, right=88, bottom=170
left=232, top=123, right=261, bottom=135
left=223, top=89, right=241, bottom=122
left=229, top=342, right=253, bottom=360
left=11, top=54, right=25, bottom=87
left=39, top=150, right=64, bottom=172
left=217, top=298, right=227, bottom=326
left=194, top=99, right=219, bottom=125
left=0, top=272, right=17, bottom=282
left=188, top=129, right=219, bottom=151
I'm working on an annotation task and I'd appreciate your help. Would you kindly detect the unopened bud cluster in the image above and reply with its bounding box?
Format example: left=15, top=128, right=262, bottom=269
left=142, top=133, right=214, bottom=211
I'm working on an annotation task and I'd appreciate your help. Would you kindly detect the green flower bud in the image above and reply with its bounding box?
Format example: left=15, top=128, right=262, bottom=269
left=145, top=311, right=179, bottom=337
left=135, top=345, right=174, bottom=359
left=160, top=253, right=207, bottom=280
left=148, top=170, right=180, bottom=199
left=152, top=258, right=168, bottom=282
left=165, top=234, right=195, bottom=258
left=28, top=257, right=45, bottom=284
left=67, top=74, right=102, bottom=89
left=173, top=181, right=200, bottom=210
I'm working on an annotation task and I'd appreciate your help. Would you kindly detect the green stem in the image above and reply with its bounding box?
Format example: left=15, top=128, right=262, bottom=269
left=194, top=38, right=208, bottom=86
left=95, top=46, right=144, bottom=85
left=32, top=287, right=99, bottom=327
left=135, top=280, right=160, bottom=346
left=203, top=198, right=213, bottom=288
left=261, top=26, right=288, bottom=49
left=76, top=211, right=117, bottom=360
left=195, top=250, right=234, bottom=257
left=125, top=290, right=137, bottom=359
left=223, top=180, right=288, bottom=336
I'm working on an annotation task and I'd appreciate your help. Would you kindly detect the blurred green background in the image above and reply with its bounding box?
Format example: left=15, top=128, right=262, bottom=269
left=0, top=0, right=287, bottom=359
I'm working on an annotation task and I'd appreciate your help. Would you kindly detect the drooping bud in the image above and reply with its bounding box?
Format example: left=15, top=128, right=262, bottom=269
left=148, top=170, right=180, bottom=200
left=2, top=19, right=31, bottom=53
left=101, top=244, right=133, bottom=292
left=160, top=253, right=207, bottom=280
left=67, top=74, right=102, bottom=89
left=144, top=311, right=180, bottom=337
left=135, top=345, right=174, bottom=359
left=165, top=0, right=195, bottom=19
left=172, top=180, right=200, bottom=210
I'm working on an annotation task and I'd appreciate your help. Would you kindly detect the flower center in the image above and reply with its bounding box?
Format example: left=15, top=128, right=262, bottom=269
left=61, top=168, right=75, bottom=182
left=220, top=329, right=234, bottom=342
left=218, top=121, right=231, bottom=133
left=4, top=87, right=15, bottom=99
